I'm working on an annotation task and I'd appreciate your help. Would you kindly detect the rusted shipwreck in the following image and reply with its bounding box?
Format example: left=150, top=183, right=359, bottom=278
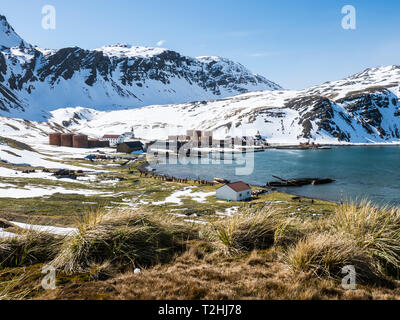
left=266, top=175, right=335, bottom=187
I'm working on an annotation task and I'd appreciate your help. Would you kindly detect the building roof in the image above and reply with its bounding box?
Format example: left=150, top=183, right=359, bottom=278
left=102, top=134, right=120, bottom=139
left=221, top=181, right=251, bottom=192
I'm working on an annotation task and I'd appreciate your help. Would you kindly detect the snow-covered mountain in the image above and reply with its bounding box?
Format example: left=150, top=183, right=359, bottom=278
left=2, top=65, right=400, bottom=145
left=45, top=65, right=400, bottom=144
left=0, top=15, right=281, bottom=120
left=1, top=14, right=400, bottom=144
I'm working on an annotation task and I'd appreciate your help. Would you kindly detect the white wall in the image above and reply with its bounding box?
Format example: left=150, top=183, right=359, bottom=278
left=216, top=185, right=252, bottom=201
left=237, top=189, right=252, bottom=201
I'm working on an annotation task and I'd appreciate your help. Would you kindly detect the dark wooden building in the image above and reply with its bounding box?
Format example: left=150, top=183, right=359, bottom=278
left=117, top=141, right=144, bottom=153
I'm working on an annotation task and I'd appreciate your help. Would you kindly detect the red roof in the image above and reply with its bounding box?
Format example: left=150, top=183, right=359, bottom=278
left=224, top=181, right=251, bottom=192
left=102, top=135, right=120, bottom=139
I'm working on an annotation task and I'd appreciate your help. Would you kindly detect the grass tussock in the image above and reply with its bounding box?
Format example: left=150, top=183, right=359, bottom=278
left=0, top=231, right=63, bottom=269
left=4, top=199, right=400, bottom=299
left=210, top=208, right=301, bottom=254
left=286, top=233, right=378, bottom=283
left=286, top=201, right=400, bottom=284
left=52, top=209, right=199, bottom=274
left=329, top=201, right=400, bottom=277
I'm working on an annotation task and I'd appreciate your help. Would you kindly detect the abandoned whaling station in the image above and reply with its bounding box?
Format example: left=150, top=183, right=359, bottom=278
left=148, top=129, right=270, bottom=159
left=49, top=133, right=110, bottom=149
left=48, top=128, right=141, bottom=150
left=46, top=128, right=335, bottom=195
left=48, top=128, right=269, bottom=155
left=48, top=128, right=328, bottom=155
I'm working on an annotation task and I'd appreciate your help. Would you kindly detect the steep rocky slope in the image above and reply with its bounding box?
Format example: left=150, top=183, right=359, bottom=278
left=46, top=66, right=400, bottom=144
left=0, top=15, right=280, bottom=120
left=1, top=14, right=400, bottom=144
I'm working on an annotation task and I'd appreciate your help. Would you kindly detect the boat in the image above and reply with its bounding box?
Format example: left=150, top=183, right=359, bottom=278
left=311, top=178, right=335, bottom=185
left=266, top=175, right=335, bottom=187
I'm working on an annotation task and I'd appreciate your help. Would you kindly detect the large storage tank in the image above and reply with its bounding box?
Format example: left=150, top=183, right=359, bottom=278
left=73, top=135, right=89, bottom=148
left=49, top=133, right=61, bottom=146
left=61, top=133, right=74, bottom=147
left=88, top=139, right=101, bottom=148
left=98, top=140, right=110, bottom=148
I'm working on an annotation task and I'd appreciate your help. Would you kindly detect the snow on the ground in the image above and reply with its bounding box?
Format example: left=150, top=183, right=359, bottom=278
left=152, top=187, right=214, bottom=205
left=184, top=219, right=208, bottom=225
left=189, top=191, right=216, bottom=203
left=0, top=144, right=87, bottom=170
left=0, top=185, right=104, bottom=198
left=0, top=166, right=86, bottom=183
left=216, top=206, right=239, bottom=217
left=0, top=228, right=18, bottom=238
left=10, top=221, right=78, bottom=236
left=0, top=116, right=55, bottom=144
left=32, top=143, right=115, bottom=160
left=96, top=44, right=167, bottom=58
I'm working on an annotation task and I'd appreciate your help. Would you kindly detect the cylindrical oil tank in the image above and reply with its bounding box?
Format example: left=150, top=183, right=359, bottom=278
left=88, top=139, right=100, bottom=148
left=73, top=135, right=89, bottom=148
left=98, top=140, right=110, bottom=148
left=49, top=133, right=61, bottom=146
left=61, top=133, right=74, bottom=147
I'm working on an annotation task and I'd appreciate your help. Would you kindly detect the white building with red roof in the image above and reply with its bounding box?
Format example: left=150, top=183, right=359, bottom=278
left=101, top=134, right=121, bottom=147
left=216, top=181, right=252, bottom=201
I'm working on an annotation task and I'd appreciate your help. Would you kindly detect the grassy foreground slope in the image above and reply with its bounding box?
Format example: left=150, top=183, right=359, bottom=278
left=1, top=138, right=399, bottom=300
left=2, top=201, right=400, bottom=300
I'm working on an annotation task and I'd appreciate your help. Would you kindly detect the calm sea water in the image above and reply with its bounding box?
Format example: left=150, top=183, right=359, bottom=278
left=150, top=146, right=400, bottom=206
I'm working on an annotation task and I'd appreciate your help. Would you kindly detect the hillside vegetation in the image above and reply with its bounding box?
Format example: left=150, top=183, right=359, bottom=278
left=2, top=201, right=400, bottom=300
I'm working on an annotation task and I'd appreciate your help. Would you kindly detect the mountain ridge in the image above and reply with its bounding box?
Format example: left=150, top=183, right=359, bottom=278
left=43, top=64, right=400, bottom=144
left=1, top=15, right=400, bottom=144
left=0, top=15, right=281, bottom=120
left=2, top=62, right=400, bottom=144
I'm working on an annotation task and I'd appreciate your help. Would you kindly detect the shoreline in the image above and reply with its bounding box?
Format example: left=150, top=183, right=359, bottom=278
left=147, top=163, right=397, bottom=208
left=142, top=160, right=341, bottom=205
left=149, top=163, right=383, bottom=207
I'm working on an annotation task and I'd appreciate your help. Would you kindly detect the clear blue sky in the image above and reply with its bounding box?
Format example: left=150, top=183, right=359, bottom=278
left=1, top=0, right=400, bottom=89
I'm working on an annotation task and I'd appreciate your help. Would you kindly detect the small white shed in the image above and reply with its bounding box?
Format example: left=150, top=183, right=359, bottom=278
left=216, top=181, right=252, bottom=201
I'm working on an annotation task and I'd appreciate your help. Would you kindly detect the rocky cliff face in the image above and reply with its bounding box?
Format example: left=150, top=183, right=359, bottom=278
left=0, top=15, right=281, bottom=120
left=45, top=66, right=400, bottom=144
left=1, top=14, right=400, bottom=144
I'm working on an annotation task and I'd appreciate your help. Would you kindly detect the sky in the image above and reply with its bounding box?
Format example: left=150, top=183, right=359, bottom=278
left=1, top=0, right=400, bottom=89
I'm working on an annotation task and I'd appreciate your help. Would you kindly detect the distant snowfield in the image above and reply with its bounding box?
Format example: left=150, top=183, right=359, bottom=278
left=0, top=139, right=111, bottom=199
left=32, top=143, right=115, bottom=161
left=0, top=144, right=88, bottom=170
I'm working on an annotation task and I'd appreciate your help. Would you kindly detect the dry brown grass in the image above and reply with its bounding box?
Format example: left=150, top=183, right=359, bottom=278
left=286, top=233, right=380, bottom=283
left=328, top=201, right=400, bottom=277
left=52, top=209, right=199, bottom=274
left=3, top=202, right=400, bottom=300
left=209, top=208, right=301, bottom=254
left=38, top=242, right=400, bottom=300
left=0, top=230, right=63, bottom=269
